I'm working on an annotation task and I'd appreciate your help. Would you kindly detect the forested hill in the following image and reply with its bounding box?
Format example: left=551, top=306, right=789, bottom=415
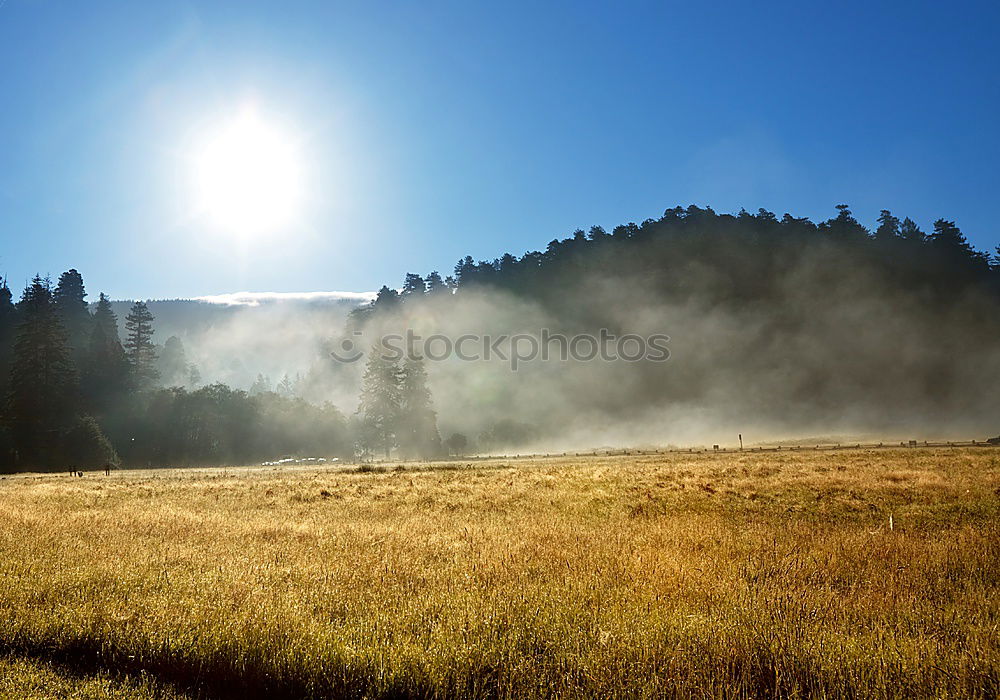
left=347, top=204, right=1000, bottom=448
left=371, top=204, right=997, bottom=314
left=1, top=203, right=997, bottom=472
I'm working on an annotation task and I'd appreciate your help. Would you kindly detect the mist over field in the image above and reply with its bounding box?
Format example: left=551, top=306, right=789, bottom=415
left=106, top=294, right=367, bottom=393
left=123, top=206, right=1000, bottom=453
left=4, top=2, right=1000, bottom=697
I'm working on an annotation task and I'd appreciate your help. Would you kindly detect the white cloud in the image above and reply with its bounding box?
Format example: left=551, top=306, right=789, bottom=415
left=192, top=290, right=376, bottom=307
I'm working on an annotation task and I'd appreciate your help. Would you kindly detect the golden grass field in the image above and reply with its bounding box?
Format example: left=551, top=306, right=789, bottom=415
left=1, top=448, right=998, bottom=698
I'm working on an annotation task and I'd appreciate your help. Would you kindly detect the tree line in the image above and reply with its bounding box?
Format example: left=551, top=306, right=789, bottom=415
left=4, top=203, right=997, bottom=469
left=0, top=272, right=363, bottom=471
left=347, top=204, right=1000, bottom=446
left=357, top=205, right=998, bottom=315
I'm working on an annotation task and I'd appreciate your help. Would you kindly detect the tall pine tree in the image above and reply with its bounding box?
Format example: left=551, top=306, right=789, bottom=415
left=124, top=301, right=159, bottom=391
left=83, top=293, right=129, bottom=411
left=53, top=269, right=91, bottom=370
left=874, top=210, right=900, bottom=242
left=357, top=345, right=402, bottom=459
left=6, top=276, right=78, bottom=467
left=398, top=357, right=441, bottom=459
left=0, top=280, right=17, bottom=400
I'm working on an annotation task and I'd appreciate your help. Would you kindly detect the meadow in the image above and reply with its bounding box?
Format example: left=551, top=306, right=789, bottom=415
left=0, top=448, right=997, bottom=698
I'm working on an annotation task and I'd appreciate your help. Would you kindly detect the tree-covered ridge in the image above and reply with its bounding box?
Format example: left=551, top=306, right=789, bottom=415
left=360, top=205, right=997, bottom=316
left=348, top=204, right=1000, bottom=450
left=2, top=204, right=998, bottom=470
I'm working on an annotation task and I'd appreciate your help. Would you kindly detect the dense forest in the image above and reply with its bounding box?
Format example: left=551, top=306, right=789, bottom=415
left=0, top=271, right=442, bottom=471
left=0, top=273, right=357, bottom=471
left=2, top=204, right=998, bottom=471
left=347, top=205, right=1000, bottom=449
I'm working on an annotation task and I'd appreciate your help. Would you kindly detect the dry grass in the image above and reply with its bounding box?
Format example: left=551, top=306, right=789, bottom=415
left=1, top=448, right=998, bottom=698
left=0, top=655, right=185, bottom=699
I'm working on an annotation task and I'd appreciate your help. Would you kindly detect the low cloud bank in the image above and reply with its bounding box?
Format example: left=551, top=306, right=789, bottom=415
left=192, top=291, right=377, bottom=307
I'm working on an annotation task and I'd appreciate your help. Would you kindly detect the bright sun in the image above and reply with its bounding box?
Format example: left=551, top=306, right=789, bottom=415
left=194, top=108, right=303, bottom=236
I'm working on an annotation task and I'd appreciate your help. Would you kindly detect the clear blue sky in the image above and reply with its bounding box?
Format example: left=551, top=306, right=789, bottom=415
left=0, top=0, right=998, bottom=299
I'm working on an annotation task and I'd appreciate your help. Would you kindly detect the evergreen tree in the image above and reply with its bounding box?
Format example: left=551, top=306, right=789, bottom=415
left=874, top=210, right=900, bottom=241
left=928, top=219, right=975, bottom=258
left=277, top=373, right=295, bottom=398
left=587, top=225, right=610, bottom=241
left=6, top=276, right=78, bottom=467
left=425, top=271, right=447, bottom=295
left=899, top=217, right=925, bottom=242
left=83, top=293, right=129, bottom=412
left=0, top=280, right=17, bottom=401
left=357, top=345, right=402, bottom=459
left=124, top=301, right=158, bottom=391
left=401, top=273, right=426, bottom=299
left=53, top=269, right=91, bottom=368
left=821, top=204, right=869, bottom=241
left=398, top=357, right=441, bottom=459
left=373, top=285, right=400, bottom=310
left=453, top=256, right=477, bottom=286
left=249, top=373, right=272, bottom=396
left=158, top=336, right=192, bottom=387
left=62, top=415, right=119, bottom=469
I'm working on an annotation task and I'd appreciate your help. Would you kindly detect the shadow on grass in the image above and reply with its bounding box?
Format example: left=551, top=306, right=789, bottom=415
left=0, top=636, right=443, bottom=700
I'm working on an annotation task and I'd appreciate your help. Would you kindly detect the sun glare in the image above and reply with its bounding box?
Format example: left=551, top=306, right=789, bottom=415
left=194, top=108, right=303, bottom=236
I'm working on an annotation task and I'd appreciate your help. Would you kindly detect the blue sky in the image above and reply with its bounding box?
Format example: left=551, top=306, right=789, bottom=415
left=0, top=0, right=997, bottom=299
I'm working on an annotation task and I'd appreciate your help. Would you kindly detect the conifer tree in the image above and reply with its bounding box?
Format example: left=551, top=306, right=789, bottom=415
left=899, top=217, right=925, bottom=242
left=0, top=280, right=17, bottom=399
left=874, top=210, right=900, bottom=241
left=398, top=357, right=441, bottom=459
left=83, top=293, right=129, bottom=411
left=929, top=219, right=976, bottom=258
left=401, top=273, right=426, bottom=299
left=158, top=336, right=194, bottom=387
left=124, top=301, right=158, bottom=391
left=425, top=271, right=447, bottom=295
left=277, top=373, right=295, bottom=398
left=249, top=373, right=272, bottom=396
left=6, top=276, right=78, bottom=467
left=357, top=345, right=402, bottom=459
left=53, top=269, right=91, bottom=369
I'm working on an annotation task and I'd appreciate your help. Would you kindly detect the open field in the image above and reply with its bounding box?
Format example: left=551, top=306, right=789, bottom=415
left=1, top=449, right=998, bottom=698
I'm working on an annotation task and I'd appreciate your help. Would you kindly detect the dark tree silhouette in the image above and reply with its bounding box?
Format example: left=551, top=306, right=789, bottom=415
left=83, top=293, right=129, bottom=412
left=899, top=217, right=925, bottom=242
left=124, top=301, right=158, bottom=391
left=0, top=280, right=17, bottom=403
left=6, top=276, right=78, bottom=467
left=875, top=210, right=900, bottom=241
left=425, top=271, right=448, bottom=295
left=444, top=432, right=468, bottom=456
left=401, top=273, right=427, bottom=299
left=3, top=202, right=999, bottom=472
left=53, top=269, right=91, bottom=369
